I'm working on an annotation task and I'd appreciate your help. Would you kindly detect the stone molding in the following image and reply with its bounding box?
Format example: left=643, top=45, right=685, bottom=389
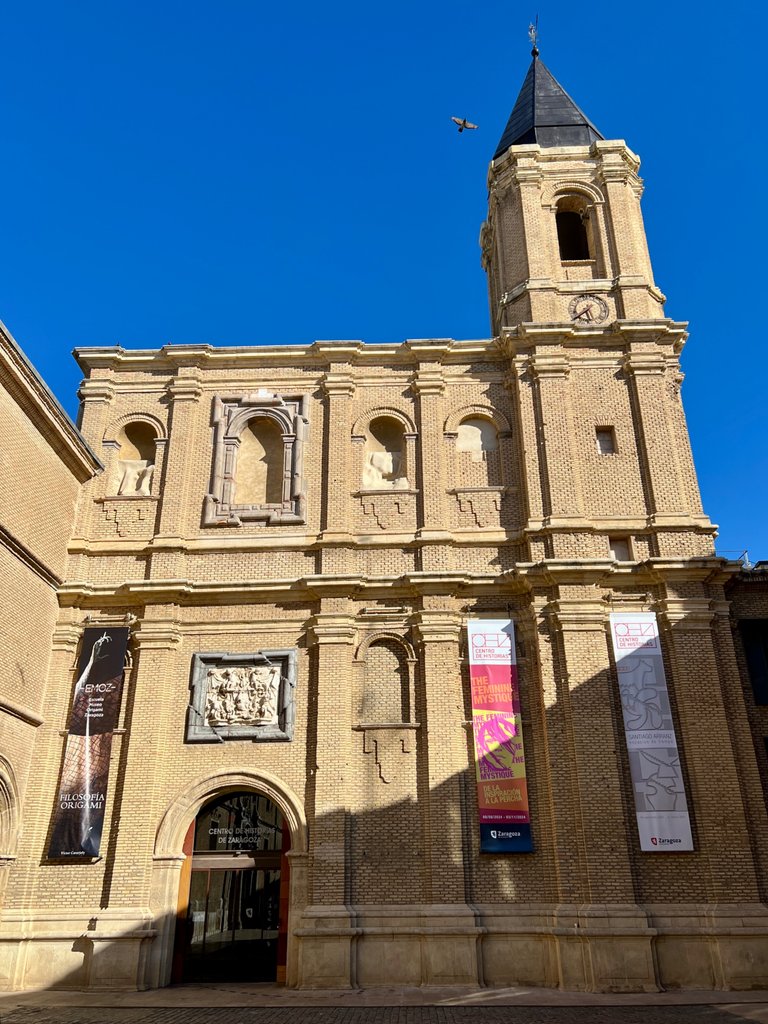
left=154, top=767, right=308, bottom=856
left=203, top=391, right=309, bottom=527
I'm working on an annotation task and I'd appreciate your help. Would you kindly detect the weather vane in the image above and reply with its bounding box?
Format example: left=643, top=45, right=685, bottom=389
left=528, top=15, right=539, bottom=57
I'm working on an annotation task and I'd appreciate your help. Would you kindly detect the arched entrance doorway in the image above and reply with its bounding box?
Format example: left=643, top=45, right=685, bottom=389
left=172, top=791, right=290, bottom=982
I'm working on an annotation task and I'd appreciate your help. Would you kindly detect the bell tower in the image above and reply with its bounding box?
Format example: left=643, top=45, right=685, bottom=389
left=481, top=46, right=715, bottom=562
left=481, top=46, right=666, bottom=334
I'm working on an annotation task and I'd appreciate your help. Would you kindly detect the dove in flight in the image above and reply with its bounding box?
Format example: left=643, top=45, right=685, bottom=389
left=451, top=117, right=479, bottom=133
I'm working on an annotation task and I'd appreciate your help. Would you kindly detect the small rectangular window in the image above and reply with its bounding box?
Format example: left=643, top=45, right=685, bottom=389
left=609, top=536, right=631, bottom=561
left=596, top=427, right=616, bottom=455
left=740, top=620, right=768, bottom=706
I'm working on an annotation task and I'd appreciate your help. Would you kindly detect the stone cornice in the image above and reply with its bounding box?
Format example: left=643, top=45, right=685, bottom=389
left=320, top=372, right=356, bottom=398
left=410, top=368, right=446, bottom=396
left=74, top=338, right=503, bottom=375
left=55, top=570, right=532, bottom=608
left=656, top=598, right=715, bottom=631
left=498, top=319, right=688, bottom=357
left=540, top=599, right=608, bottom=632
left=132, top=619, right=183, bottom=650
left=0, top=321, right=101, bottom=482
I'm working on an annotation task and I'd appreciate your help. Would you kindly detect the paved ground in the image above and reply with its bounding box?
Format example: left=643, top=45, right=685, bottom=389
left=2, top=1007, right=768, bottom=1024
left=2, top=1003, right=768, bottom=1024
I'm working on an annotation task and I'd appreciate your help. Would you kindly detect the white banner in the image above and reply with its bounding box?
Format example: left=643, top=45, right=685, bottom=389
left=609, top=612, right=693, bottom=852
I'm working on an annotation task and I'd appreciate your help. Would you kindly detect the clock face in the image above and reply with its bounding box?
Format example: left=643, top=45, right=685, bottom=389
left=568, top=293, right=609, bottom=325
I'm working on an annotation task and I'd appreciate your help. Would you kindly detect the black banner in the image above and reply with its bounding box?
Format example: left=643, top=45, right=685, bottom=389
left=48, top=626, right=130, bottom=859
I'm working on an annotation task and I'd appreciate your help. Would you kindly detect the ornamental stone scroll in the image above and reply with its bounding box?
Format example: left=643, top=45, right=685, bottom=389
left=186, top=650, right=298, bottom=743
left=203, top=391, right=309, bottom=526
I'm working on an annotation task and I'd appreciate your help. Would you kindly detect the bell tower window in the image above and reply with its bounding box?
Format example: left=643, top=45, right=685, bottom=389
left=556, top=204, right=591, bottom=261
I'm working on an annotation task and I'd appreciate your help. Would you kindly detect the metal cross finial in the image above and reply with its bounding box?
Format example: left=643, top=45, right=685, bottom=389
left=529, top=15, right=539, bottom=57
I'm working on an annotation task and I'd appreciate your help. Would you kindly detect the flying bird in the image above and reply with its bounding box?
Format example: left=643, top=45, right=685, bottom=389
left=451, top=117, right=479, bottom=133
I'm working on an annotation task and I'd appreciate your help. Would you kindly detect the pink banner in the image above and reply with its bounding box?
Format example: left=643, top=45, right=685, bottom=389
left=467, top=619, right=532, bottom=853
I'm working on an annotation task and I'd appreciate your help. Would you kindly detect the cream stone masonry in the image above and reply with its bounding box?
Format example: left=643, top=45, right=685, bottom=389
left=1, top=54, right=768, bottom=995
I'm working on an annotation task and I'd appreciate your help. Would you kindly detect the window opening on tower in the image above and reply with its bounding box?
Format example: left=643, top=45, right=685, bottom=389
left=556, top=209, right=590, bottom=261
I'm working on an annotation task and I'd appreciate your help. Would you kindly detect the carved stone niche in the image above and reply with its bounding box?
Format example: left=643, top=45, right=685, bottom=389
left=203, top=391, right=309, bottom=527
left=186, top=650, right=298, bottom=743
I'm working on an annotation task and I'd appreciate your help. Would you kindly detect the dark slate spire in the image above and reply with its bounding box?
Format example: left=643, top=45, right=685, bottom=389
left=493, top=52, right=604, bottom=159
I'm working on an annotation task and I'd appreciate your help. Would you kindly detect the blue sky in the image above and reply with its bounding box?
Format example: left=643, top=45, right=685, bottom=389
left=1, top=1, right=765, bottom=559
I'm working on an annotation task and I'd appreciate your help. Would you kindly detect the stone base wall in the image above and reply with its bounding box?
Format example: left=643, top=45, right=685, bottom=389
left=2, top=902, right=768, bottom=993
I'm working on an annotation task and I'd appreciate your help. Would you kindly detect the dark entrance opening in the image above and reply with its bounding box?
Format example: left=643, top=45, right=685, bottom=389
left=173, top=791, right=289, bottom=983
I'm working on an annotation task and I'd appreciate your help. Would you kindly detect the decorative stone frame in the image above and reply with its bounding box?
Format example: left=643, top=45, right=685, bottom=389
left=186, top=650, right=298, bottom=743
left=203, top=391, right=309, bottom=527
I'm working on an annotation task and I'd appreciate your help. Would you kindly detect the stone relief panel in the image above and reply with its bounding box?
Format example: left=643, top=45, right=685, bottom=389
left=203, top=391, right=309, bottom=527
left=186, top=650, right=298, bottom=743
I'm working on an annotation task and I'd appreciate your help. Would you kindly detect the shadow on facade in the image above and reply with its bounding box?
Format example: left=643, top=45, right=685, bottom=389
left=6, top=602, right=768, bottom=993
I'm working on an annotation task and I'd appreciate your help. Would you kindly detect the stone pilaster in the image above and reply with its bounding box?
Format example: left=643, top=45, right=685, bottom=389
left=623, top=351, right=687, bottom=527
left=529, top=352, right=584, bottom=526
left=411, top=355, right=451, bottom=572
left=150, top=372, right=203, bottom=579
left=596, top=142, right=660, bottom=321
left=318, top=365, right=355, bottom=574
left=539, top=590, right=636, bottom=902
left=413, top=605, right=468, bottom=904
left=300, top=606, right=356, bottom=988
left=536, top=588, right=656, bottom=991
left=110, top=612, right=183, bottom=902
left=70, top=378, right=116, bottom=541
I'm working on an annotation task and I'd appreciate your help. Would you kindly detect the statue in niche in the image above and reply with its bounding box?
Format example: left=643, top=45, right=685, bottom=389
left=114, top=422, right=157, bottom=496
left=361, top=416, right=409, bottom=490
left=362, top=450, right=409, bottom=490
left=204, top=665, right=280, bottom=727
left=117, top=460, right=155, bottom=496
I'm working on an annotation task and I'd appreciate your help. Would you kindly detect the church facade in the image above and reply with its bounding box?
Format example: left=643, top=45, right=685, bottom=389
left=1, top=53, right=768, bottom=993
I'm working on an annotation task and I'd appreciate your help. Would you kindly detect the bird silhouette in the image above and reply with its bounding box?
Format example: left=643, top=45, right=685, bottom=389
left=451, top=116, right=479, bottom=133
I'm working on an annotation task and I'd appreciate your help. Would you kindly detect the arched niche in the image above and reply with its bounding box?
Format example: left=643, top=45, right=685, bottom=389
left=103, top=414, right=166, bottom=497
left=354, top=633, right=417, bottom=725
left=0, top=756, right=20, bottom=904
left=235, top=416, right=284, bottom=505
left=354, top=407, right=415, bottom=491
left=445, top=407, right=510, bottom=489
left=204, top=392, right=309, bottom=527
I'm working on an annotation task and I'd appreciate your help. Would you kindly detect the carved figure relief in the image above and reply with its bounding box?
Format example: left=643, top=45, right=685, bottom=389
left=114, top=422, right=158, bottom=496
left=117, top=460, right=155, bottom=496
left=187, top=650, right=298, bottom=743
left=204, top=665, right=281, bottom=727
left=361, top=417, right=409, bottom=490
